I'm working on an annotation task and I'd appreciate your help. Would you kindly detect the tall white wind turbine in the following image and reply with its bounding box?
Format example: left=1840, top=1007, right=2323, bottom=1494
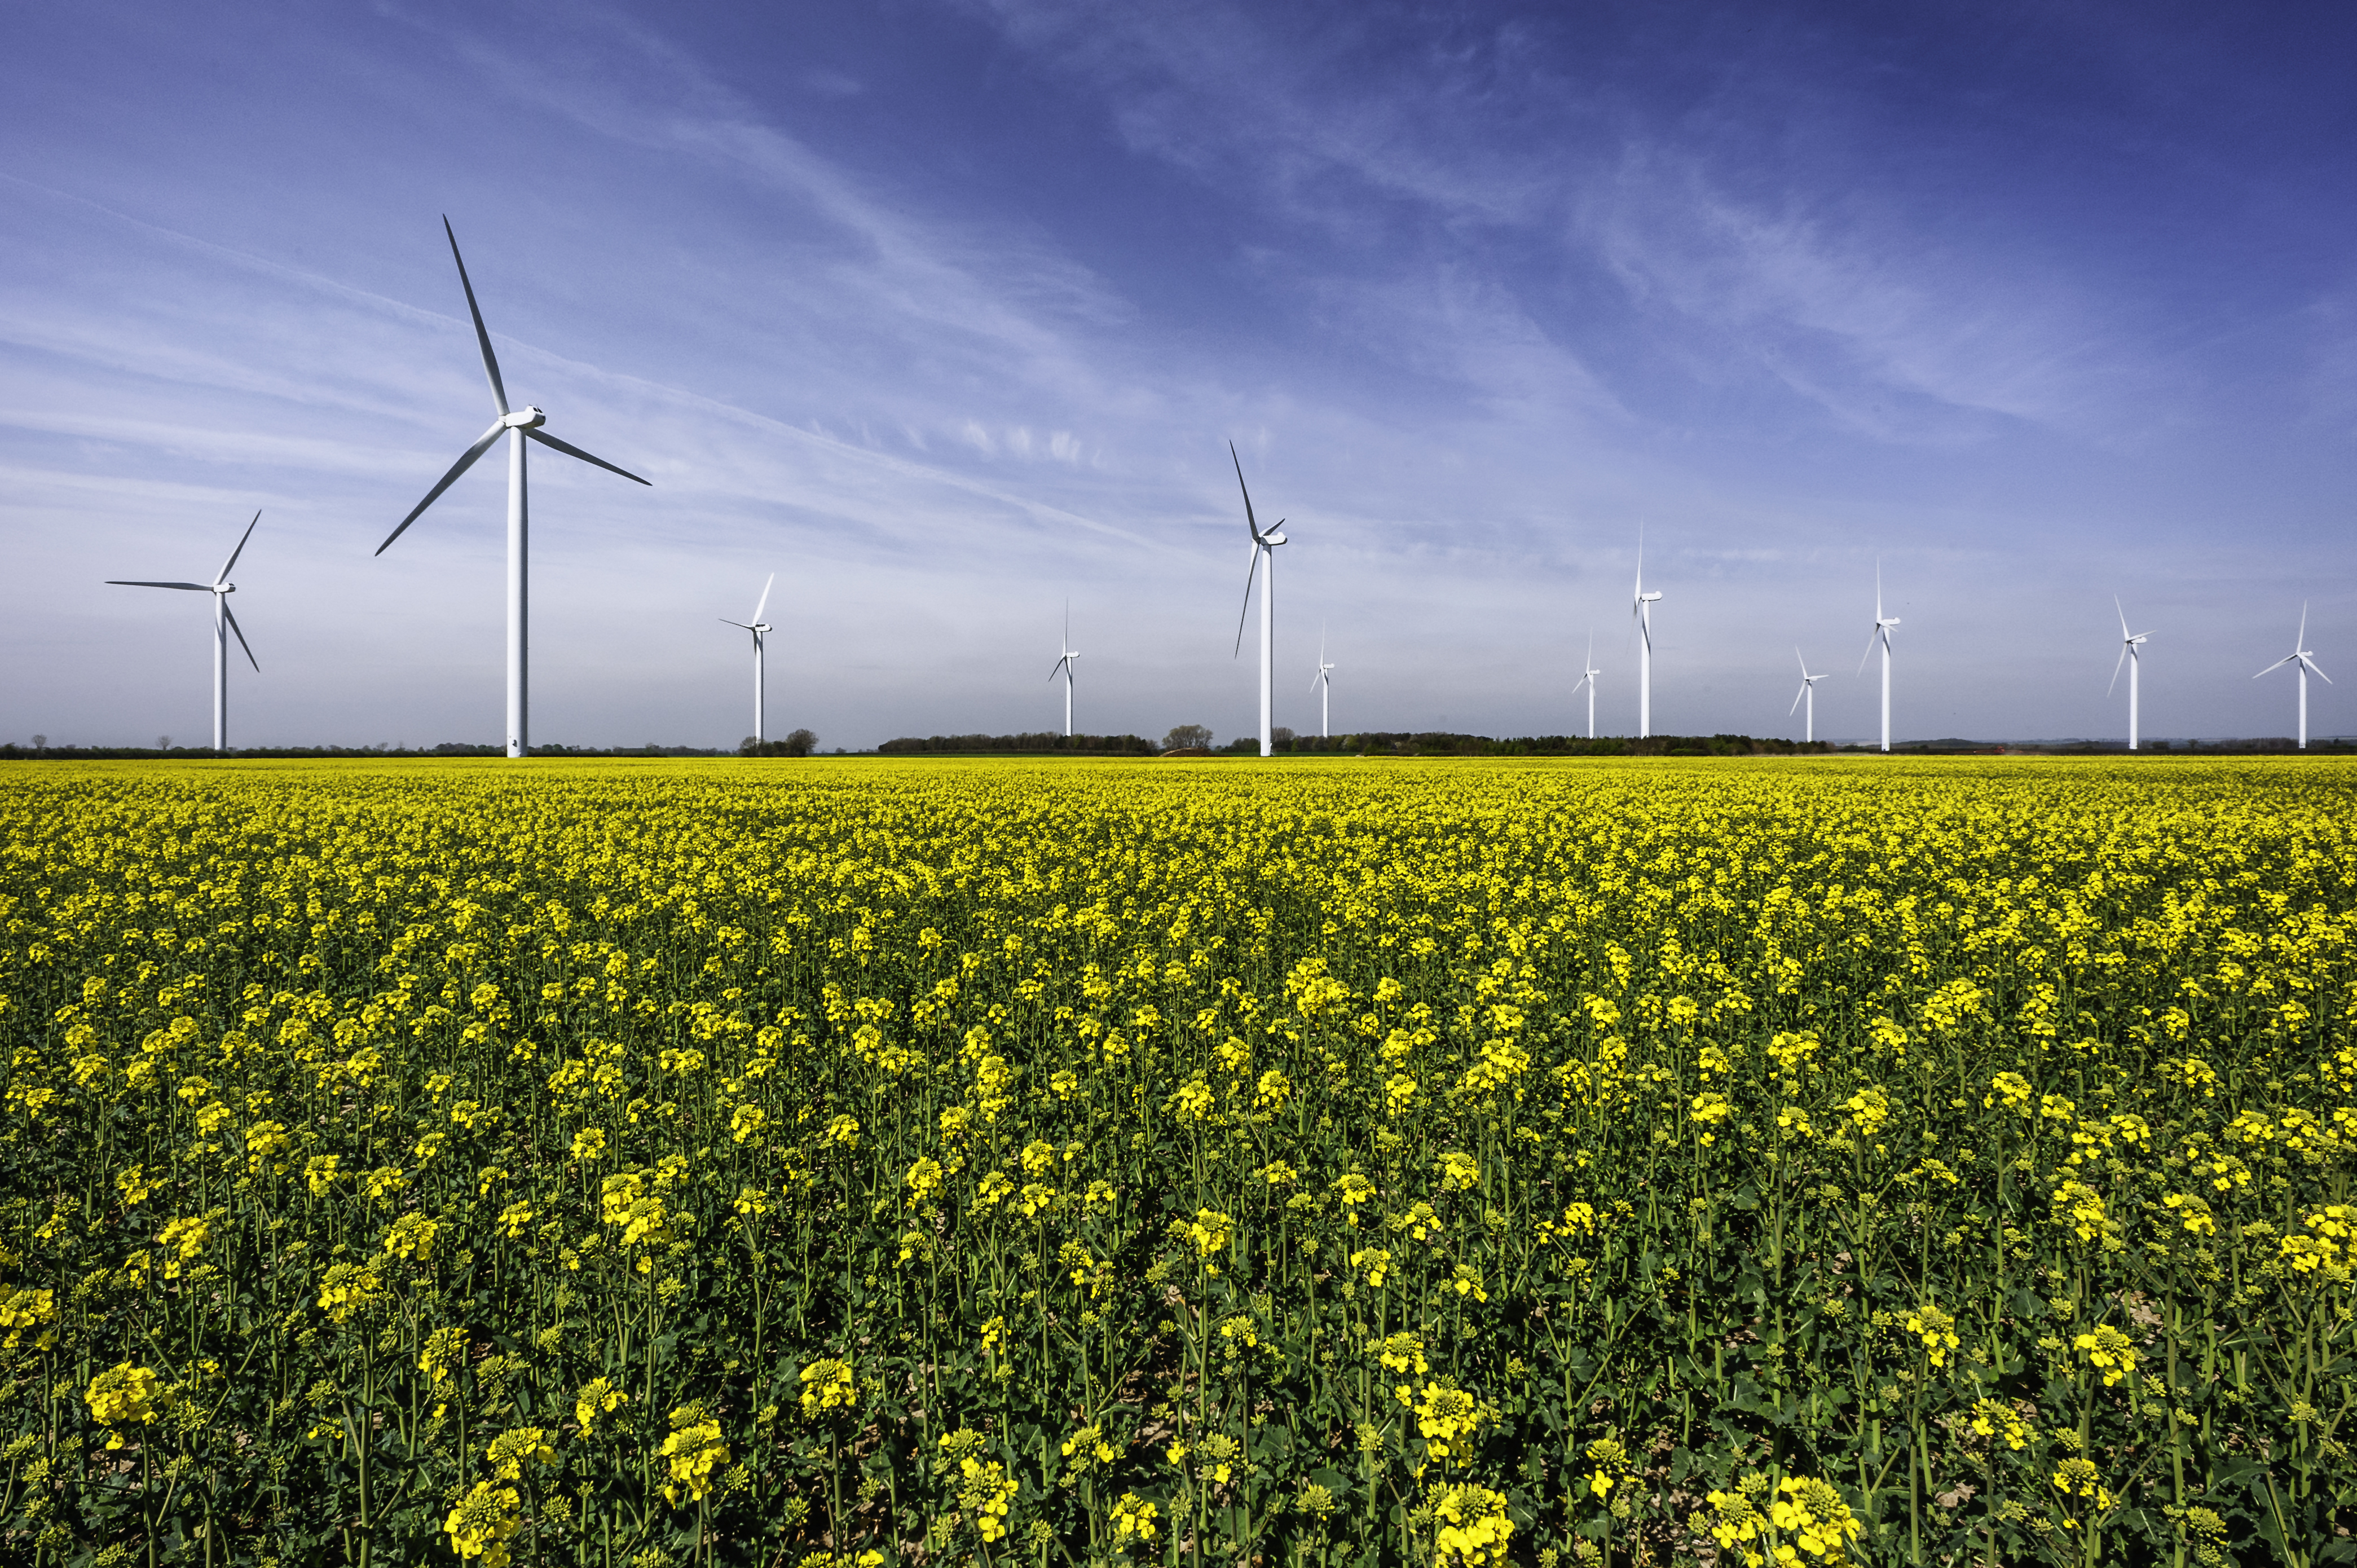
left=2108, top=597, right=2151, bottom=752
left=1632, top=539, right=1662, bottom=738
left=107, top=510, right=262, bottom=753
left=1048, top=602, right=1080, bottom=737
left=1858, top=566, right=1900, bottom=752
left=2255, top=604, right=2330, bottom=750
left=1573, top=633, right=1601, bottom=739
left=375, top=218, right=651, bottom=758
left=1229, top=444, right=1289, bottom=756
left=1310, top=624, right=1335, bottom=738
left=719, top=572, right=776, bottom=745
left=1790, top=649, right=1826, bottom=744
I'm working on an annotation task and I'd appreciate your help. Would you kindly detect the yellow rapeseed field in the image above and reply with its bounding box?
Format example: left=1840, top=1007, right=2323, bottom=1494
left=1, top=755, right=2351, bottom=1567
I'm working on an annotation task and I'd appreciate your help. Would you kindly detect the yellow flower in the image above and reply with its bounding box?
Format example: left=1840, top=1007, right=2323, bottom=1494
left=1434, top=1483, right=1513, bottom=1566
left=799, top=1356, right=856, bottom=1418
left=86, top=1362, right=160, bottom=1444
left=660, top=1408, right=730, bottom=1505
left=445, top=1481, right=522, bottom=1565
left=575, top=1376, right=628, bottom=1435
left=1111, top=1491, right=1159, bottom=1548
left=486, top=1426, right=555, bottom=1481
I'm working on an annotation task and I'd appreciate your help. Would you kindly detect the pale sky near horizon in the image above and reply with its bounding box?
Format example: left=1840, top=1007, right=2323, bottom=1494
left=4, top=1, right=2354, bottom=750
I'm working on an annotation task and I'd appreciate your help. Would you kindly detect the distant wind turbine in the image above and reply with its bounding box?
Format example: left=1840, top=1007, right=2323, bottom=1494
left=1573, top=633, right=1601, bottom=739
left=1632, top=535, right=1662, bottom=738
left=1310, top=624, right=1335, bottom=738
left=107, top=510, right=262, bottom=754
left=2108, top=598, right=2151, bottom=752
left=2255, top=604, right=2330, bottom=750
left=1228, top=444, right=1290, bottom=757
left=1049, top=602, right=1080, bottom=737
left=719, top=573, right=775, bottom=745
left=374, top=218, right=651, bottom=758
left=1790, top=649, right=1826, bottom=744
left=1858, top=565, right=1900, bottom=752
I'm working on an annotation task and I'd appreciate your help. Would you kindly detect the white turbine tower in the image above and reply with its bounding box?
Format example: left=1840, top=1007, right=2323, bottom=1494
left=719, top=573, right=775, bottom=746
left=1790, top=649, right=1826, bottom=743
left=2256, top=604, right=2330, bottom=750
left=107, top=510, right=261, bottom=754
left=1310, top=624, right=1335, bottom=738
left=1858, top=566, right=1900, bottom=752
left=2108, top=597, right=2151, bottom=752
left=1228, top=443, right=1289, bottom=756
left=1049, top=602, right=1080, bottom=737
left=375, top=218, right=651, bottom=758
left=1573, top=632, right=1601, bottom=739
left=1632, top=540, right=1662, bottom=738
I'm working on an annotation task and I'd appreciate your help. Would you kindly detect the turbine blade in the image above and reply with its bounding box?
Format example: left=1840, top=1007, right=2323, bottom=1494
left=1233, top=546, right=1261, bottom=658
left=2299, top=600, right=2309, bottom=646
left=2108, top=642, right=2127, bottom=697
left=2255, top=654, right=2299, bottom=678
left=1790, top=683, right=1806, bottom=717
left=752, top=571, right=774, bottom=626
left=2308, top=655, right=2334, bottom=685
left=376, top=420, right=508, bottom=555
left=524, top=426, right=650, bottom=485
left=222, top=602, right=259, bottom=672
left=444, top=217, right=508, bottom=416
left=2115, top=594, right=2130, bottom=639
left=107, top=580, right=210, bottom=591
left=1228, top=442, right=1262, bottom=543
left=217, top=509, right=261, bottom=583
left=719, top=619, right=751, bottom=629
left=1857, top=631, right=1878, bottom=676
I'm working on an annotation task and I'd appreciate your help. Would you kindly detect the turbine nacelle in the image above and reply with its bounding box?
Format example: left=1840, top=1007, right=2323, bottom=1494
left=1637, top=591, right=1662, bottom=605
left=501, top=407, right=549, bottom=431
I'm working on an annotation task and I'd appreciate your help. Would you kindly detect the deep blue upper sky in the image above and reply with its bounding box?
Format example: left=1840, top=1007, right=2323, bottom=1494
left=5, top=0, right=2353, bottom=746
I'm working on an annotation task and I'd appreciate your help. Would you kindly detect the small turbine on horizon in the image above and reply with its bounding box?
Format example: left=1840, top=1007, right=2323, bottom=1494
left=1310, top=624, right=1335, bottom=738
left=2108, top=597, right=2152, bottom=752
left=2255, top=604, right=2331, bottom=750
left=1229, top=443, right=1290, bottom=757
left=374, top=217, right=651, bottom=758
left=1632, top=535, right=1662, bottom=738
left=1574, top=632, right=1601, bottom=740
left=1858, top=565, right=1900, bottom=752
left=1790, top=648, right=1826, bottom=745
left=1048, top=602, right=1080, bottom=737
left=719, top=572, right=776, bottom=746
left=107, top=510, right=262, bottom=754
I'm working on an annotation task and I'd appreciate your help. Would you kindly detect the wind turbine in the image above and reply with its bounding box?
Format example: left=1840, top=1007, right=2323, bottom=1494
left=2108, top=598, right=2151, bottom=752
left=1310, top=624, right=1335, bottom=738
left=2255, top=604, right=2330, bottom=750
left=1228, top=443, right=1289, bottom=756
left=374, top=217, right=651, bottom=759
left=108, top=510, right=262, bottom=754
left=1048, top=602, right=1080, bottom=737
left=1858, top=565, right=1900, bottom=752
left=1790, top=649, right=1826, bottom=744
left=1632, top=535, right=1662, bottom=738
left=719, top=572, right=775, bottom=745
left=1573, top=633, right=1601, bottom=739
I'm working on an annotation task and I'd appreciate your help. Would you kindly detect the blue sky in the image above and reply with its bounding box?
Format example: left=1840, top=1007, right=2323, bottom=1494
left=5, top=0, right=2353, bottom=748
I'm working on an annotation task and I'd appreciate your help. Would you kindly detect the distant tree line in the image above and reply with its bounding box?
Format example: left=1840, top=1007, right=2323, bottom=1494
left=1197, top=729, right=1836, bottom=757
left=739, top=729, right=819, bottom=758
left=878, top=733, right=1157, bottom=755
